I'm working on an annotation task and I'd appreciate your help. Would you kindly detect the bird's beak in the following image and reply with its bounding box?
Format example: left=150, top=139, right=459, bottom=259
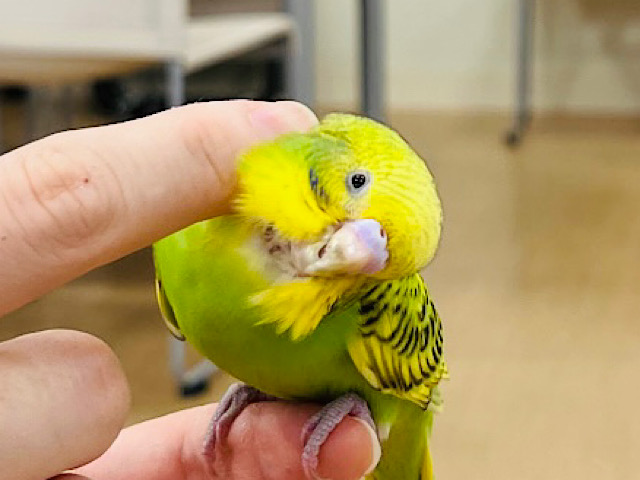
left=294, top=219, right=388, bottom=276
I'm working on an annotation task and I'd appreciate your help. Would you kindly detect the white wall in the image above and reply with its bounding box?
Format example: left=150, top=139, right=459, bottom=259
left=315, top=0, right=640, bottom=113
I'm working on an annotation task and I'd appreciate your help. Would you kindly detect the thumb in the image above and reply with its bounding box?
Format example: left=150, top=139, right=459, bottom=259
left=224, top=402, right=380, bottom=480
left=0, top=100, right=317, bottom=315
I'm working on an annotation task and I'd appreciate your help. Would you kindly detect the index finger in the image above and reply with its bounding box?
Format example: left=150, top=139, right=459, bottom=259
left=0, top=100, right=317, bottom=315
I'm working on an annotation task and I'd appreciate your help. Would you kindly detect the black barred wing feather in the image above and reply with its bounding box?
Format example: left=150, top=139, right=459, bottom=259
left=347, top=274, right=447, bottom=409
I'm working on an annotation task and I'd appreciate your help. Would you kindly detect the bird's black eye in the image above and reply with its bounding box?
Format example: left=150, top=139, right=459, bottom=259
left=346, top=170, right=371, bottom=196
left=351, top=174, right=367, bottom=189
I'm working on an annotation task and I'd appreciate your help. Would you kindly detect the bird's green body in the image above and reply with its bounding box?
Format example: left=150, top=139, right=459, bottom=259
left=156, top=217, right=374, bottom=403
left=154, top=114, right=446, bottom=479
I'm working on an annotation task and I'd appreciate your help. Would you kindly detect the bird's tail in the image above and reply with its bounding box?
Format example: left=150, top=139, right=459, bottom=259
left=421, top=409, right=435, bottom=480
left=367, top=402, right=436, bottom=480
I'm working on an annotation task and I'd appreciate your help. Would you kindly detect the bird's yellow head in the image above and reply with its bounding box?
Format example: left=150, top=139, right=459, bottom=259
left=234, top=113, right=441, bottom=339
left=236, top=113, right=442, bottom=280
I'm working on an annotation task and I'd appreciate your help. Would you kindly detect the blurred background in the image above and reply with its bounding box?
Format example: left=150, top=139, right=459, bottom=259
left=1, top=1, right=640, bottom=479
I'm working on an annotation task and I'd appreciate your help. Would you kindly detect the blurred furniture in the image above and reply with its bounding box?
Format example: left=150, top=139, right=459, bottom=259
left=505, top=0, right=535, bottom=146
left=0, top=0, right=312, bottom=152
left=361, top=0, right=385, bottom=123
left=189, top=0, right=385, bottom=122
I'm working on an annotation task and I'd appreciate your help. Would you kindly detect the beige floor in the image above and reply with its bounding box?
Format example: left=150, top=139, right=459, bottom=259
left=2, top=109, right=640, bottom=480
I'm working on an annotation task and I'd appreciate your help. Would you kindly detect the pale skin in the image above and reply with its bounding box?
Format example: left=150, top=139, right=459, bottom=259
left=0, top=100, right=379, bottom=480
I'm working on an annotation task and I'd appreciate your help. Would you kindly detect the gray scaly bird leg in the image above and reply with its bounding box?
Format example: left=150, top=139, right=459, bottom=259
left=203, top=383, right=277, bottom=459
left=300, top=392, right=377, bottom=479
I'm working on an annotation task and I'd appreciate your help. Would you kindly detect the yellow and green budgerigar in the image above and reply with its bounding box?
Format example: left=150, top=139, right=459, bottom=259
left=154, top=113, right=447, bottom=479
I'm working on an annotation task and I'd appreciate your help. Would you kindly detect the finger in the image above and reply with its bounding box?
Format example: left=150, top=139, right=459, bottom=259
left=0, top=100, right=318, bottom=315
left=74, top=401, right=378, bottom=480
left=0, top=330, right=130, bottom=480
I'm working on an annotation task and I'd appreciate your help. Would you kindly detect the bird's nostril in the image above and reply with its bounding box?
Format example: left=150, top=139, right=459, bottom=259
left=318, top=244, right=327, bottom=258
left=380, top=228, right=386, bottom=238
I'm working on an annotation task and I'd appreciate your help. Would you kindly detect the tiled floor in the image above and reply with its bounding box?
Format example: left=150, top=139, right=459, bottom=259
left=3, top=110, right=640, bottom=479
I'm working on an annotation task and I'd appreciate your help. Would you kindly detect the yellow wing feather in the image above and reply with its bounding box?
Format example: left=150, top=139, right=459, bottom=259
left=155, top=277, right=185, bottom=341
left=348, top=274, right=447, bottom=409
left=235, top=135, right=345, bottom=242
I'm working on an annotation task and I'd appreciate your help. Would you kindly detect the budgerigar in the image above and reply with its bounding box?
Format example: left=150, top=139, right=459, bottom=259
left=153, top=113, right=447, bottom=479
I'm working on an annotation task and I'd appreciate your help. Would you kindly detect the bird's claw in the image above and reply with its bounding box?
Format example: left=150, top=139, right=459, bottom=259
left=203, top=383, right=277, bottom=459
left=300, top=392, right=376, bottom=479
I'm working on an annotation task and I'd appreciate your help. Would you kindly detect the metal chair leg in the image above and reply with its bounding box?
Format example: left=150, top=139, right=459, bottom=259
left=168, top=336, right=219, bottom=396
left=164, top=59, right=220, bottom=397
left=283, top=0, right=316, bottom=107
left=361, top=0, right=385, bottom=123
left=165, top=60, right=185, bottom=108
left=61, top=85, right=74, bottom=130
left=506, top=0, right=535, bottom=147
left=26, top=87, right=42, bottom=143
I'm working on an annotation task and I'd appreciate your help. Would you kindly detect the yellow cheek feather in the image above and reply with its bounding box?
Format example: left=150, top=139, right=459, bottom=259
left=234, top=137, right=342, bottom=241
left=235, top=134, right=359, bottom=340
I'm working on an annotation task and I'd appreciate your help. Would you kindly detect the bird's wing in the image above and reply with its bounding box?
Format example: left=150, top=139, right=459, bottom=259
left=155, top=276, right=185, bottom=341
left=347, top=273, right=447, bottom=409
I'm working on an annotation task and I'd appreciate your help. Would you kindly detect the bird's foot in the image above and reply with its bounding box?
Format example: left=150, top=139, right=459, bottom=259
left=301, top=392, right=377, bottom=479
left=203, top=383, right=277, bottom=459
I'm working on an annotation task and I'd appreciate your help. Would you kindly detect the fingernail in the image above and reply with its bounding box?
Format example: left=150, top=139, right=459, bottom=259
left=352, top=417, right=381, bottom=476
left=248, top=101, right=318, bottom=141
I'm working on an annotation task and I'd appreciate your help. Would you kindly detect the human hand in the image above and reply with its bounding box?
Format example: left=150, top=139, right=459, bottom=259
left=0, top=101, right=380, bottom=480
left=0, top=100, right=317, bottom=315
left=66, top=398, right=377, bottom=480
